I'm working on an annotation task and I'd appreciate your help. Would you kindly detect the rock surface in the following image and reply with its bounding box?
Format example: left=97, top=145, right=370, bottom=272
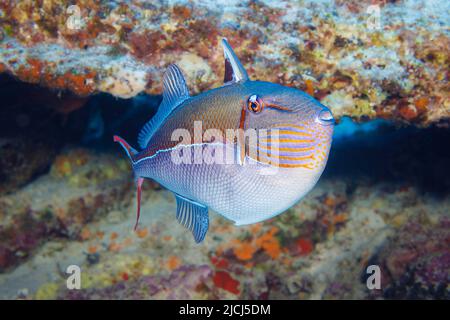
left=0, top=0, right=448, bottom=126
left=0, top=148, right=133, bottom=272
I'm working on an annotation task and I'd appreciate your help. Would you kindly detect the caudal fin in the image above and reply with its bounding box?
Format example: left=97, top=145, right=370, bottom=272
left=113, top=135, right=138, bottom=163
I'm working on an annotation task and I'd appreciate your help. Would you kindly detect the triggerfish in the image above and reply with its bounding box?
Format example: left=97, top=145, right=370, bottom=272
left=114, top=39, right=334, bottom=243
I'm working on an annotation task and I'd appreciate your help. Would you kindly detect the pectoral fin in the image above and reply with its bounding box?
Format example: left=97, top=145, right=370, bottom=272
left=174, top=194, right=209, bottom=243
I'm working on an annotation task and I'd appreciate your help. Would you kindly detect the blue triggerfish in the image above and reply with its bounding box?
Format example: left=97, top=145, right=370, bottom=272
left=114, top=39, right=334, bottom=243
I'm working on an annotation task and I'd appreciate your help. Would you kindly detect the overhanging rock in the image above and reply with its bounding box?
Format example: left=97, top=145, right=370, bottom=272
left=0, top=0, right=448, bottom=126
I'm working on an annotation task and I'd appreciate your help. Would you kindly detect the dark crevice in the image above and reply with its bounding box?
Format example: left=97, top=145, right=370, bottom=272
left=0, top=75, right=449, bottom=198
left=323, top=119, right=450, bottom=197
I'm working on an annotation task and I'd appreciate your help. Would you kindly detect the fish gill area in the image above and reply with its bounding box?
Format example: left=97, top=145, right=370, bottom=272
left=0, top=0, right=449, bottom=300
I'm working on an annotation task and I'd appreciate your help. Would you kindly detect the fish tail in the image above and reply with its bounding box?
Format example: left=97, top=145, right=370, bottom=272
left=113, top=135, right=138, bottom=164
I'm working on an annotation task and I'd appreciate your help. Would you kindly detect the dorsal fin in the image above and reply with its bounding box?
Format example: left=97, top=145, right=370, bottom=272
left=222, top=38, right=249, bottom=84
left=138, top=64, right=190, bottom=149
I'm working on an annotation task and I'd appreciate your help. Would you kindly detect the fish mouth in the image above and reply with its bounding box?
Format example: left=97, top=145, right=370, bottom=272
left=316, top=108, right=335, bottom=126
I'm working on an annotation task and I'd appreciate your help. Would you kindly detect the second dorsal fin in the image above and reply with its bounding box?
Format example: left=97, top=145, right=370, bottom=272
left=138, top=64, right=190, bottom=149
left=222, top=38, right=249, bottom=85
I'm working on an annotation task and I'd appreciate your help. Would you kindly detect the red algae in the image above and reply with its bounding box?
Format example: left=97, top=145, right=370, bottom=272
left=211, top=256, right=230, bottom=269
left=213, top=271, right=240, bottom=295
left=296, top=238, right=314, bottom=256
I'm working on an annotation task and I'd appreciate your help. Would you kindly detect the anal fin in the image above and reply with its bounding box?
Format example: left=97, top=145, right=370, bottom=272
left=174, top=194, right=209, bottom=243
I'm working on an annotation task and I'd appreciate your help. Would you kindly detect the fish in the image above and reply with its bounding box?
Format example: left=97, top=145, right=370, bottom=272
left=114, top=38, right=334, bottom=243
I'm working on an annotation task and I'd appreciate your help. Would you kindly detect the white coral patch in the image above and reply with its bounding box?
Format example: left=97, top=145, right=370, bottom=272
left=177, top=53, right=213, bottom=87
left=339, top=47, right=405, bottom=82
left=98, top=56, right=150, bottom=99
left=321, top=89, right=355, bottom=117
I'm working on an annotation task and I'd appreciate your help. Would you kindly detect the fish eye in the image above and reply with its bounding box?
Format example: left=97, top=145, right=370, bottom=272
left=247, top=94, right=263, bottom=113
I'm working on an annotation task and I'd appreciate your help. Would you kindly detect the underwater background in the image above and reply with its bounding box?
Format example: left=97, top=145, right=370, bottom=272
left=0, top=0, right=449, bottom=299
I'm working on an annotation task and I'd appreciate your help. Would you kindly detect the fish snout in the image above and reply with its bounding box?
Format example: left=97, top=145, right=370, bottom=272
left=316, top=107, right=335, bottom=126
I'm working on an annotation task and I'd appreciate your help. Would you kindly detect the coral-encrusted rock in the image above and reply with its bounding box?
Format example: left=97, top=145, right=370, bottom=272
left=366, top=218, right=450, bottom=299
left=0, top=0, right=448, bottom=125
left=0, top=149, right=133, bottom=272
left=58, top=264, right=214, bottom=299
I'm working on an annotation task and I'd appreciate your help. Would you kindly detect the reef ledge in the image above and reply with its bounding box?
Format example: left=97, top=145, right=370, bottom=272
left=0, top=0, right=448, bottom=126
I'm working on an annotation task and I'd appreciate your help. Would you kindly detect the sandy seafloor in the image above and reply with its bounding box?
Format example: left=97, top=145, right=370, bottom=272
left=0, top=118, right=448, bottom=300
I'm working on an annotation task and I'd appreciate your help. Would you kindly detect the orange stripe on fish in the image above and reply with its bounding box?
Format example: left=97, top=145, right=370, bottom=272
left=260, top=146, right=316, bottom=152
left=259, top=138, right=314, bottom=144
left=257, top=157, right=315, bottom=169
left=278, top=163, right=314, bottom=169
left=258, top=151, right=314, bottom=161
left=272, top=124, right=308, bottom=131
left=266, top=103, right=293, bottom=112
left=275, top=130, right=313, bottom=137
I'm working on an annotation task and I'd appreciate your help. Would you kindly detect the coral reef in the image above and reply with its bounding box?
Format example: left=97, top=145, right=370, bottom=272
left=0, top=1, right=448, bottom=301
left=58, top=264, right=214, bottom=300
left=0, top=0, right=448, bottom=125
left=0, top=148, right=133, bottom=272
left=366, top=218, right=450, bottom=299
left=1, top=124, right=448, bottom=299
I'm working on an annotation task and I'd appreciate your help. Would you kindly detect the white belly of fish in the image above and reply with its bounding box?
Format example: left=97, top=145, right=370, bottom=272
left=207, top=160, right=322, bottom=225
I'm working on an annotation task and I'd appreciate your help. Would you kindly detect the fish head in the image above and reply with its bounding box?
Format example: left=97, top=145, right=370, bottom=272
left=220, top=38, right=333, bottom=169
left=243, top=81, right=334, bottom=135
left=240, top=80, right=334, bottom=170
